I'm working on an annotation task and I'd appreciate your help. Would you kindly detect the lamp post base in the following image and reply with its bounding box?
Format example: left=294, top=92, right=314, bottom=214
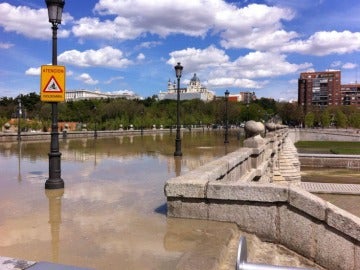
left=45, top=178, right=64, bottom=189
left=174, top=139, right=182, bottom=156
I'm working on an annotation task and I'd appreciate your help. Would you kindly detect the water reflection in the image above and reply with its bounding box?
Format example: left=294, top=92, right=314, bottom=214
left=17, top=142, right=22, bottom=182
left=174, top=157, right=182, bottom=177
left=45, top=189, right=64, bottom=263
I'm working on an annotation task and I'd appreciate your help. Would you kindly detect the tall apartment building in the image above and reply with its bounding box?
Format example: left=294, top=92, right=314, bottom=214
left=298, top=70, right=341, bottom=111
left=341, top=84, right=360, bottom=106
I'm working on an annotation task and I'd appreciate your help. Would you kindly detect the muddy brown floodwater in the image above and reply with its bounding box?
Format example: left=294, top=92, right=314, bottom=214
left=0, top=131, right=321, bottom=269
left=301, top=166, right=360, bottom=218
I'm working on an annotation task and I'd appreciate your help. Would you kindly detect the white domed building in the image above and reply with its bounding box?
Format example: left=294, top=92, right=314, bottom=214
left=158, top=73, right=215, bottom=102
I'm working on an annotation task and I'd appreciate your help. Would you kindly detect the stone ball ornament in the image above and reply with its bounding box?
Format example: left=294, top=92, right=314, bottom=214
left=244, top=120, right=265, bottom=137
left=265, top=122, right=276, bottom=132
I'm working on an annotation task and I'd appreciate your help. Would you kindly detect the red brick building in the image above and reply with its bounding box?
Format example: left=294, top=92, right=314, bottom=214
left=298, top=70, right=342, bottom=112
left=341, top=84, right=360, bottom=106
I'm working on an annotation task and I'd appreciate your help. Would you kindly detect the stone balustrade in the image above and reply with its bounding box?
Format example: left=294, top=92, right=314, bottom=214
left=164, top=128, right=360, bottom=270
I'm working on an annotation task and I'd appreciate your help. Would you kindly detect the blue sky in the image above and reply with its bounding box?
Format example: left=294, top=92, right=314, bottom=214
left=1, top=0, right=360, bottom=101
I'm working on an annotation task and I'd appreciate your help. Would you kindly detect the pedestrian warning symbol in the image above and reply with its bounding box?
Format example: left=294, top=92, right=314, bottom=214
left=43, top=76, right=62, bottom=92
left=40, top=65, right=66, bottom=102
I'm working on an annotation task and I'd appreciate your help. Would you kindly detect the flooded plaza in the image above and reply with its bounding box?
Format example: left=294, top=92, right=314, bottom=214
left=0, top=130, right=244, bottom=269
left=0, top=130, right=338, bottom=269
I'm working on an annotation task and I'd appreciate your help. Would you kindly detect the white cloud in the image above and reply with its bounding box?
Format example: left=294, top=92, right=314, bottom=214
left=58, top=46, right=132, bottom=68
left=167, top=45, right=229, bottom=73
left=104, top=76, right=124, bottom=84
left=93, top=0, right=214, bottom=38
left=106, top=90, right=135, bottom=95
left=0, top=42, right=14, bottom=49
left=216, top=4, right=297, bottom=50
left=137, top=53, right=145, bottom=61
left=342, top=62, right=358, bottom=69
left=72, top=17, right=143, bottom=40
left=0, top=3, right=71, bottom=39
left=282, top=31, right=360, bottom=56
left=207, top=77, right=268, bottom=89
left=167, top=46, right=312, bottom=89
left=25, top=67, right=40, bottom=76
left=76, top=73, right=99, bottom=85
left=137, top=41, right=162, bottom=49
left=74, top=1, right=360, bottom=59
left=88, top=0, right=296, bottom=53
left=331, top=61, right=342, bottom=68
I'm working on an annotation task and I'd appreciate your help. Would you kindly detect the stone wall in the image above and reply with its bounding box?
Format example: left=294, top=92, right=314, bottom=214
left=289, top=128, right=360, bottom=143
left=164, top=129, right=360, bottom=270
left=299, top=154, right=360, bottom=169
left=0, top=129, right=169, bottom=142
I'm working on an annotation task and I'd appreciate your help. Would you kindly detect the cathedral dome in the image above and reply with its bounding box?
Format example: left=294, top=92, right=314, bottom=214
left=190, top=73, right=200, bottom=83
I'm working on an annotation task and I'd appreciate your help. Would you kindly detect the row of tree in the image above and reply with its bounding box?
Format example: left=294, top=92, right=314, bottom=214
left=1, top=92, right=359, bottom=131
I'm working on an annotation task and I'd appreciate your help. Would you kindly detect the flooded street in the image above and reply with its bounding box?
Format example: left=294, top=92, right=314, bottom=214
left=0, top=131, right=243, bottom=269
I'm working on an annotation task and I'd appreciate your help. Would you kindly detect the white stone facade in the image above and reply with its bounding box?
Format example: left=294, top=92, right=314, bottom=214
left=65, top=90, right=140, bottom=102
left=158, top=73, right=215, bottom=102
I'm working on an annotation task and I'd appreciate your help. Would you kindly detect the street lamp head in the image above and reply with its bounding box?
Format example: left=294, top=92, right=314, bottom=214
left=225, top=89, right=229, bottom=98
left=174, top=62, right=183, bottom=79
left=45, top=0, right=65, bottom=25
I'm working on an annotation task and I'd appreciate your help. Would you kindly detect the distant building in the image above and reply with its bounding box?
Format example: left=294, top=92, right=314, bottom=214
left=158, top=73, right=215, bottom=102
left=341, top=84, right=360, bottom=106
left=65, top=89, right=140, bottom=102
left=298, top=70, right=360, bottom=110
left=298, top=70, right=342, bottom=111
left=227, top=91, right=256, bottom=102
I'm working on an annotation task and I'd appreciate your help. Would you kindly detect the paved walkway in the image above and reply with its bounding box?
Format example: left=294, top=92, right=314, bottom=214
left=301, top=182, right=360, bottom=195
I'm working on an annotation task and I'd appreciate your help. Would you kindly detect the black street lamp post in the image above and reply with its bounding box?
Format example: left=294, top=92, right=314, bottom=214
left=93, top=106, right=97, bottom=139
left=246, top=93, right=250, bottom=121
left=224, top=90, right=229, bottom=144
left=140, top=109, right=144, bottom=136
left=174, top=62, right=183, bottom=157
left=45, top=0, right=65, bottom=190
left=17, top=96, right=22, bottom=141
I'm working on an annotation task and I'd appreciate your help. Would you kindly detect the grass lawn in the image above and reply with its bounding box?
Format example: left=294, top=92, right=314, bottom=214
left=295, top=141, right=360, bottom=155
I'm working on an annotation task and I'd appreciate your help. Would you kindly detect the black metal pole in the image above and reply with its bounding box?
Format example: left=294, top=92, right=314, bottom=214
left=45, top=23, right=64, bottom=189
left=17, top=98, right=22, bottom=141
left=94, top=106, right=97, bottom=139
left=174, top=76, right=182, bottom=156
left=224, top=93, right=229, bottom=144
left=94, top=121, right=97, bottom=138
left=141, top=110, right=144, bottom=136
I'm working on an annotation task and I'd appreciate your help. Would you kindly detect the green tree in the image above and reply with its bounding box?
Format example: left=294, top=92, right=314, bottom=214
left=348, top=112, right=360, bottom=128
left=334, top=109, right=347, bottom=128
left=320, top=109, right=331, bottom=128
left=304, top=112, right=315, bottom=128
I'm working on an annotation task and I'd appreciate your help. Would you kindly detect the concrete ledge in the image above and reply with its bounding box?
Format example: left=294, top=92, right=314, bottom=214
left=165, top=171, right=211, bottom=198
left=288, top=186, right=326, bottom=221
left=207, top=182, right=288, bottom=202
left=326, top=202, right=360, bottom=241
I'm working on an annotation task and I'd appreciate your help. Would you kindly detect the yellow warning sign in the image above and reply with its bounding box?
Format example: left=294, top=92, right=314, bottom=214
left=40, top=65, right=66, bottom=102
